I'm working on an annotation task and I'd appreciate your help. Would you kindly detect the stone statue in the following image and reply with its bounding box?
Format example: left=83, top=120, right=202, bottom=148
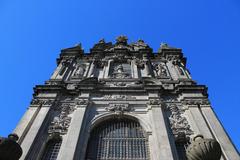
left=73, top=65, right=85, bottom=77
left=112, top=64, right=130, bottom=78
left=154, top=63, right=168, bottom=77
left=115, top=64, right=124, bottom=73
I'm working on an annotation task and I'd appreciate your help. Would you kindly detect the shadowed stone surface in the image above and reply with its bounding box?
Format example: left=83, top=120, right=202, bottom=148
left=0, top=134, right=22, bottom=160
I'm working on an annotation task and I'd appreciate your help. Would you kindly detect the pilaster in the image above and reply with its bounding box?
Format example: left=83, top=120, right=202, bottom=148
left=20, top=106, right=50, bottom=160
left=201, top=107, right=240, bottom=160
left=148, top=102, right=175, bottom=160
left=13, top=107, right=40, bottom=144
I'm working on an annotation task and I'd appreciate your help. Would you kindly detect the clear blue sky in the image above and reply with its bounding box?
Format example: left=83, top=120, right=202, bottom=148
left=0, top=0, right=239, bottom=151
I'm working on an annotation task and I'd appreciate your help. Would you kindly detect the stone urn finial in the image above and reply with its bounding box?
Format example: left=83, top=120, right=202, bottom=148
left=186, top=135, right=222, bottom=160
left=8, top=133, right=19, bottom=142
left=116, top=35, right=128, bottom=45
left=0, top=133, right=22, bottom=160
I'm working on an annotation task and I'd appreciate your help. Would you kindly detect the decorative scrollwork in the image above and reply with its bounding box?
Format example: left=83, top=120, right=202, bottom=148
left=48, top=103, right=76, bottom=135
left=148, top=99, right=162, bottom=105
left=103, top=95, right=136, bottom=100
left=105, top=103, right=132, bottom=114
left=167, top=104, right=193, bottom=139
left=30, top=99, right=55, bottom=106
left=182, top=99, right=210, bottom=106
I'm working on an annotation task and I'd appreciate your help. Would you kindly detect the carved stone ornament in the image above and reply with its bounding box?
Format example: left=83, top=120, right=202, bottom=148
left=66, top=83, right=77, bottom=90
left=75, top=99, right=89, bottom=106
left=167, top=104, right=193, bottom=138
left=31, top=99, right=55, bottom=106
left=48, top=103, right=76, bottom=135
left=131, top=39, right=149, bottom=51
left=186, top=135, right=222, bottom=160
left=45, top=80, right=62, bottom=85
left=160, top=42, right=170, bottom=49
left=103, top=95, right=136, bottom=100
left=105, top=103, right=132, bottom=114
left=112, top=82, right=127, bottom=87
left=72, top=64, right=86, bottom=77
left=165, top=55, right=180, bottom=61
left=106, top=35, right=133, bottom=51
left=148, top=99, right=162, bottom=105
left=116, top=35, right=128, bottom=44
left=111, top=64, right=131, bottom=79
left=182, top=99, right=210, bottom=106
left=92, top=38, right=113, bottom=50
left=153, top=63, right=168, bottom=78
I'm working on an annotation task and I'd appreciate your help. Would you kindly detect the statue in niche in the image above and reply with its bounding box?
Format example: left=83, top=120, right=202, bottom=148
left=73, top=64, right=85, bottom=77
left=154, top=63, right=168, bottom=77
left=116, top=64, right=124, bottom=73
left=112, top=64, right=130, bottom=78
left=173, top=59, right=185, bottom=76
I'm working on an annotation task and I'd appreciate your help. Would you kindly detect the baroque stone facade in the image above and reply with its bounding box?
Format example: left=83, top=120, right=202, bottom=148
left=13, top=36, right=239, bottom=160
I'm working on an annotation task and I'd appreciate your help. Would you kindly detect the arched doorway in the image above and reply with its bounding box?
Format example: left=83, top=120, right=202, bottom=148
left=85, top=118, right=150, bottom=160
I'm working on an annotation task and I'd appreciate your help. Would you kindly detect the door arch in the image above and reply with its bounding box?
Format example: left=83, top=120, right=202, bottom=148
left=85, top=118, right=150, bottom=160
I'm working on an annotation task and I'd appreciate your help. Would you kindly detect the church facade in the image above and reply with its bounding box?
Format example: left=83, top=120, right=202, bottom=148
left=13, top=36, right=239, bottom=160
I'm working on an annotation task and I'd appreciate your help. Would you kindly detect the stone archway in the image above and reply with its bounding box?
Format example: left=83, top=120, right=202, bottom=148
left=85, top=118, right=150, bottom=160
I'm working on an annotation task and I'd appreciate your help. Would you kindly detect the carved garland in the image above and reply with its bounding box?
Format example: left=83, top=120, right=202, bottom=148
left=167, top=104, right=193, bottom=140
left=48, top=99, right=89, bottom=136
left=105, top=103, right=132, bottom=115
left=48, top=103, right=76, bottom=135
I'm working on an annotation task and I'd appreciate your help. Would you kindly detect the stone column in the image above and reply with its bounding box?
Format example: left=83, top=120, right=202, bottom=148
left=189, top=106, right=213, bottom=138
left=19, top=107, right=50, bottom=160
left=201, top=107, right=240, bottom=160
left=149, top=105, right=175, bottom=160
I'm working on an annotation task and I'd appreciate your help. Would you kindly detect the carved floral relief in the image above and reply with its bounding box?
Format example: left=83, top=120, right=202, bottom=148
left=105, top=103, right=132, bottom=114
left=167, top=104, right=193, bottom=139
